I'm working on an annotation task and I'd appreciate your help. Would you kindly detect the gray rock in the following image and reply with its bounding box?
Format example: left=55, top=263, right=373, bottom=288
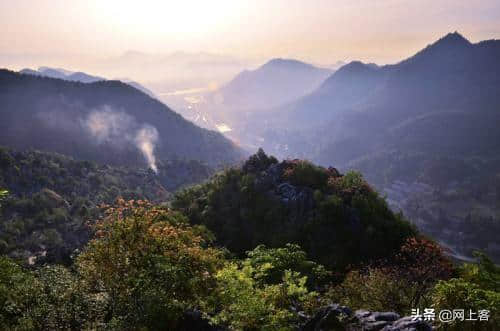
left=301, top=305, right=432, bottom=331
left=302, top=304, right=352, bottom=331
left=372, top=312, right=401, bottom=322
left=382, top=316, right=432, bottom=331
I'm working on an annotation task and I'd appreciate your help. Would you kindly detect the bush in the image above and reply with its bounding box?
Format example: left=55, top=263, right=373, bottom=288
left=326, top=237, right=454, bottom=314
left=25, top=265, right=108, bottom=330
left=76, top=199, right=224, bottom=329
left=432, top=253, right=500, bottom=330
left=282, top=160, right=329, bottom=189
left=244, top=244, right=331, bottom=289
left=208, top=247, right=320, bottom=330
left=0, top=256, right=39, bottom=329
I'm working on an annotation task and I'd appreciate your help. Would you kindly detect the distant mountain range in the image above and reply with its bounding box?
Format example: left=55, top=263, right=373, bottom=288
left=185, top=58, right=333, bottom=147
left=211, top=58, right=332, bottom=111
left=0, top=69, right=244, bottom=168
left=19, top=67, right=156, bottom=98
left=98, top=51, right=254, bottom=94
left=241, top=32, right=500, bottom=162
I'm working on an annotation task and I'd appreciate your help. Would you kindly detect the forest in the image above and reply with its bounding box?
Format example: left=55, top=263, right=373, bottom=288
left=0, top=149, right=498, bottom=330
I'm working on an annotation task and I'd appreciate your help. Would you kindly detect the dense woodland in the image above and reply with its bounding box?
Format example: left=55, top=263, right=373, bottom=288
left=0, top=149, right=498, bottom=330
left=0, top=147, right=213, bottom=265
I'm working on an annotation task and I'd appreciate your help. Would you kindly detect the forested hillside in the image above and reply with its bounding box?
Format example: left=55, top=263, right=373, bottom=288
left=0, top=147, right=213, bottom=265
left=0, top=69, right=244, bottom=168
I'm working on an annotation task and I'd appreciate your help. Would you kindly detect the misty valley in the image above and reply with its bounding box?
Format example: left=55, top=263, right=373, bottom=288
left=1, top=28, right=499, bottom=331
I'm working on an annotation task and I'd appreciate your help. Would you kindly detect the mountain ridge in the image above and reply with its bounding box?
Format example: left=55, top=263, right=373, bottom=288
left=19, top=66, right=155, bottom=98
left=0, top=69, right=244, bottom=167
left=212, top=57, right=333, bottom=112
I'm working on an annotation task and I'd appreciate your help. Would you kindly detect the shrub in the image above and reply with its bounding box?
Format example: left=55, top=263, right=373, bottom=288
left=326, top=237, right=454, bottom=314
left=209, top=256, right=319, bottom=330
left=244, top=244, right=331, bottom=289
left=0, top=256, right=39, bottom=328
left=76, top=200, right=224, bottom=329
left=432, top=253, right=500, bottom=330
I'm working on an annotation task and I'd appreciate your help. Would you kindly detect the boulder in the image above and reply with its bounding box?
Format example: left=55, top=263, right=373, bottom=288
left=301, top=305, right=432, bottom=331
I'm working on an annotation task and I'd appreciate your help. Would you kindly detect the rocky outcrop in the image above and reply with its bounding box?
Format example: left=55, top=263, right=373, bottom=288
left=301, top=304, right=432, bottom=331
left=177, top=304, right=432, bottom=330
left=301, top=304, right=353, bottom=330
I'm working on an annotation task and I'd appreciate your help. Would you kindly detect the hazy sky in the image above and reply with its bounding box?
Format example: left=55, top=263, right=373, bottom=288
left=1, top=0, right=499, bottom=74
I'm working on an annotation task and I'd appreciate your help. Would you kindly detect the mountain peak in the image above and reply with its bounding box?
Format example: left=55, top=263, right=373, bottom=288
left=335, top=61, right=376, bottom=75
left=401, top=32, right=472, bottom=64
left=262, top=58, right=315, bottom=70
left=429, top=31, right=471, bottom=50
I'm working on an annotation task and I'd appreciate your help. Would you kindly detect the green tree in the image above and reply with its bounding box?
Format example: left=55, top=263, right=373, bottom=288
left=208, top=246, right=321, bottom=330
left=0, top=256, right=39, bottom=329
left=244, top=244, right=330, bottom=289
left=23, top=265, right=107, bottom=330
left=76, top=199, right=224, bottom=329
left=432, top=253, right=500, bottom=330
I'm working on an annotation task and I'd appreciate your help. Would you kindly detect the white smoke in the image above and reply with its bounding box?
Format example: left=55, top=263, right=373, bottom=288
left=84, top=108, right=134, bottom=144
left=134, top=125, right=159, bottom=173
left=82, top=106, right=160, bottom=173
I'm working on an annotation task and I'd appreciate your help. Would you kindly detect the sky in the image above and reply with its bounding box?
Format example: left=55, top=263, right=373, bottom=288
left=1, top=0, right=499, bottom=85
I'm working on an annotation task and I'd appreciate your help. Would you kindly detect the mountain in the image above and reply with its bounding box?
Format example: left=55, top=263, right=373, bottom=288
left=252, top=32, right=500, bottom=161
left=119, top=79, right=156, bottom=98
left=20, top=67, right=104, bottom=82
left=0, top=69, right=244, bottom=168
left=195, top=58, right=332, bottom=149
left=244, top=32, right=500, bottom=261
left=281, top=61, right=387, bottom=129
left=313, top=32, right=500, bottom=165
left=19, top=67, right=155, bottom=98
left=211, top=58, right=333, bottom=112
left=97, top=51, right=254, bottom=94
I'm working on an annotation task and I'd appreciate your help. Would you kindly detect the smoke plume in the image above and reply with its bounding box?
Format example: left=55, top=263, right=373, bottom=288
left=134, top=125, right=159, bottom=173
left=82, top=106, right=160, bottom=172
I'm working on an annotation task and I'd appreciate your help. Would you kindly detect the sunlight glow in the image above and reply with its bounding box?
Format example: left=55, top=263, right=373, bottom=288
left=92, top=1, right=244, bottom=42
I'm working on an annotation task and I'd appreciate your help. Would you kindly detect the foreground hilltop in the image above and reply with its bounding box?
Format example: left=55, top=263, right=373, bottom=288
left=173, top=149, right=416, bottom=270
